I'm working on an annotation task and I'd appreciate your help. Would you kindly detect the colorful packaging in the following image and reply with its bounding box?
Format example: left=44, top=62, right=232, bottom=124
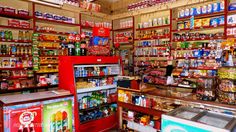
left=190, top=7, right=197, bottom=16
left=218, top=16, right=224, bottom=25
left=202, top=18, right=210, bottom=26
left=184, top=21, right=190, bottom=28
left=202, top=5, right=207, bottom=14
left=179, top=9, right=185, bottom=18
left=20, top=21, right=30, bottom=28
left=196, top=6, right=202, bottom=15
left=213, top=2, right=220, bottom=12
left=220, top=1, right=224, bottom=11
left=8, top=19, right=20, bottom=27
left=210, top=17, right=219, bottom=26
left=227, top=28, right=233, bottom=35
left=227, top=15, right=236, bottom=25
left=177, top=22, right=185, bottom=30
left=185, top=8, right=190, bottom=17
left=194, top=19, right=202, bottom=27
left=229, top=3, right=236, bottom=11
left=207, top=4, right=213, bottom=13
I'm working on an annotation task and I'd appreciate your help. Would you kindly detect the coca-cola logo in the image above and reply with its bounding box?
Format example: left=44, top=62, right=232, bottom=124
left=19, top=112, right=36, bottom=125
left=98, top=28, right=105, bottom=35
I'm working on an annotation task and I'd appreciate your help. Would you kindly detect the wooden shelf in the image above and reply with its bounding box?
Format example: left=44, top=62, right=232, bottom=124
left=134, top=35, right=170, bottom=41
left=0, top=25, right=33, bottom=30
left=0, top=12, right=33, bottom=20
left=0, top=39, right=32, bottom=43
left=36, top=30, right=69, bottom=35
left=0, top=67, right=32, bottom=70
left=118, top=102, right=165, bottom=116
left=113, top=27, right=133, bottom=31
left=228, top=10, right=236, bottom=15
left=173, top=11, right=224, bottom=21
left=172, top=36, right=225, bottom=42
left=136, top=25, right=170, bottom=31
left=0, top=84, right=58, bottom=94
left=35, top=17, right=80, bottom=27
left=172, top=25, right=224, bottom=32
left=0, top=54, right=32, bottom=57
left=136, top=45, right=168, bottom=48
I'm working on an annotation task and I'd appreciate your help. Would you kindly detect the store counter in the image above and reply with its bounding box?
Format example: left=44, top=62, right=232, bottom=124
left=0, top=90, right=74, bottom=132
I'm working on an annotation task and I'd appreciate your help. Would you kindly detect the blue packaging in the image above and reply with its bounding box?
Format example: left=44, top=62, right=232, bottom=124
left=218, top=16, right=224, bottom=25
left=185, top=8, right=190, bottom=17
left=202, top=5, right=207, bottom=14
left=229, top=3, right=236, bottom=11
left=210, top=17, right=219, bottom=26
left=196, top=6, right=202, bottom=15
left=213, top=2, right=220, bottom=12
left=220, top=1, right=224, bottom=11
left=190, top=7, right=197, bottom=16
left=207, top=4, right=213, bottom=13
left=179, top=9, right=185, bottom=18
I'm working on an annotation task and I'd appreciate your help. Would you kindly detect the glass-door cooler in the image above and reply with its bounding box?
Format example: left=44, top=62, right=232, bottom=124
left=162, top=107, right=236, bottom=132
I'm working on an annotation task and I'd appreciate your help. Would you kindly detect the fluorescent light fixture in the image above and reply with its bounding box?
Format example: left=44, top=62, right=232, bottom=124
left=29, top=0, right=63, bottom=8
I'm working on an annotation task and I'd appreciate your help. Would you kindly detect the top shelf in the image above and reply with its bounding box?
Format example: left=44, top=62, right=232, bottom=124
left=0, top=12, right=33, bottom=20
left=173, top=11, right=225, bottom=21
left=136, top=25, right=170, bottom=31
left=35, top=17, right=80, bottom=27
left=113, top=27, right=133, bottom=31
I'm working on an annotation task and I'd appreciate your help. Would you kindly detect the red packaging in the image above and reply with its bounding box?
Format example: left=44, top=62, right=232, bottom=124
left=0, top=6, right=4, bottom=12
left=20, top=21, right=30, bottom=28
left=9, top=106, right=42, bottom=132
left=18, top=9, right=29, bottom=16
left=3, top=7, right=16, bottom=14
left=8, top=19, right=20, bottom=27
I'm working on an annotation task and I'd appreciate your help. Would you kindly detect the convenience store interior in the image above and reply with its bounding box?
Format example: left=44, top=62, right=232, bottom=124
left=1, top=0, right=236, bottom=132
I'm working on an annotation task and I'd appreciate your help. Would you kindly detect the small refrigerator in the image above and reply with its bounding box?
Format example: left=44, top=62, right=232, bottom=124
left=162, top=107, right=236, bottom=132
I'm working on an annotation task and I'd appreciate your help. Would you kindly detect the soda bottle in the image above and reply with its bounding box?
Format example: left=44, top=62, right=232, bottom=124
left=5, top=30, right=9, bottom=40
left=62, top=111, right=68, bottom=132
left=50, top=114, right=56, bottom=132
left=55, top=111, right=62, bottom=132
left=18, top=125, right=23, bottom=132
left=80, top=40, right=87, bottom=56
left=29, top=123, right=35, bottom=132
left=68, top=44, right=75, bottom=56
left=0, top=30, right=4, bottom=40
left=9, top=31, right=13, bottom=40
left=23, top=124, right=29, bottom=132
left=74, top=42, right=80, bottom=56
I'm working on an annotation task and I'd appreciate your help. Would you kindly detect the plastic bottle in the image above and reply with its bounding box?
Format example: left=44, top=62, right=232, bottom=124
left=80, top=40, right=87, bottom=56
left=74, top=41, right=80, bottom=56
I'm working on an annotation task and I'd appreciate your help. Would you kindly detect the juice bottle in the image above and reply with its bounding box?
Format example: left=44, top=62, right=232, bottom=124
left=18, top=31, right=23, bottom=40
left=5, top=30, right=9, bottom=40
left=50, top=114, right=56, bottom=132
left=55, top=111, right=62, bottom=132
left=62, top=111, right=68, bottom=132
left=9, top=30, right=13, bottom=40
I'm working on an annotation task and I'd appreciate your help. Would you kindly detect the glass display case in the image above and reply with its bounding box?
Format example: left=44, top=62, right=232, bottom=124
left=59, top=56, right=122, bottom=132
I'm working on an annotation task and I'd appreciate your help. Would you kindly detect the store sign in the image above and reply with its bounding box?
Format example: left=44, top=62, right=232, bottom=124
left=93, top=27, right=110, bottom=37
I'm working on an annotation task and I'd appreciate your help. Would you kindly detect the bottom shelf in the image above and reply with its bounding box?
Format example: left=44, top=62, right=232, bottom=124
left=79, top=113, right=118, bottom=132
left=127, top=121, right=159, bottom=132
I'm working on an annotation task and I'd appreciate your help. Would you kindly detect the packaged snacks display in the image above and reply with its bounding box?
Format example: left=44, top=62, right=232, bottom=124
left=201, top=18, right=210, bottom=26
left=218, top=67, right=236, bottom=80
left=219, top=80, right=236, bottom=92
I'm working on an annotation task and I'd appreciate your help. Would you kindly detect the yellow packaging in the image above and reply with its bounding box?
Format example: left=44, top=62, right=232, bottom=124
left=201, top=18, right=210, bottom=27
left=194, top=19, right=202, bottom=27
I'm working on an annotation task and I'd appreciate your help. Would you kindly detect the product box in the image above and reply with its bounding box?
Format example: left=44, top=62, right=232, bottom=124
left=8, top=19, right=20, bottom=27
left=202, top=18, right=210, bottom=26
left=185, top=8, right=190, bottom=17
left=35, top=11, right=43, bottom=18
left=207, top=4, right=213, bottom=13
left=218, top=16, right=224, bottom=25
left=9, top=106, right=42, bottom=132
left=229, top=3, right=236, bottom=11
left=190, top=7, right=197, bottom=16
left=53, top=15, right=62, bottom=21
left=43, top=13, right=53, bottom=20
left=194, top=19, right=202, bottom=27
left=227, top=15, right=236, bottom=25
left=18, top=9, right=29, bottom=16
left=43, top=100, right=73, bottom=132
left=210, top=18, right=219, bottom=26
left=3, top=7, right=16, bottom=14
left=196, top=6, right=202, bottom=15
left=179, top=9, right=185, bottom=18
left=20, top=21, right=30, bottom=28
left=202, top=5, right=207, bottom=14
left=220, top=1, right=224, bottom=11
left=213, top=2, right=220, bottom=12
